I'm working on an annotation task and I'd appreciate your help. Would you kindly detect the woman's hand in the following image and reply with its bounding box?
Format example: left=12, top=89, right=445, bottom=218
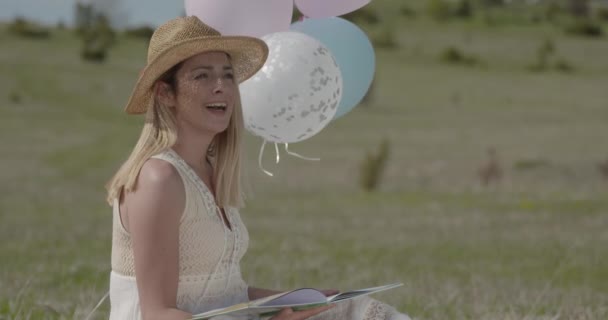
left=269, top=305, right=334, bottom=320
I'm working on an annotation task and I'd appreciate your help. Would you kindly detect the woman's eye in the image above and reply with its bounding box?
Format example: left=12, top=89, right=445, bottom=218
left=224, top=73, right=235, bottom=80
left=195, top=73, right=208, bottom=80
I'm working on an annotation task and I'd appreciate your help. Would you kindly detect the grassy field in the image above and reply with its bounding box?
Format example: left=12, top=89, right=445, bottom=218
left=1, top=8, right=608, bottom=320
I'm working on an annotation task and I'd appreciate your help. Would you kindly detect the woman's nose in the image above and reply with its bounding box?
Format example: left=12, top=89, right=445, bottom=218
left=213, top=77, right=224, bottom=94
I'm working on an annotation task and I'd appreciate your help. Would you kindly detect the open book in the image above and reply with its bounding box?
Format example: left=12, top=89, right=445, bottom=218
left=191, top=282, right=403, bottom=319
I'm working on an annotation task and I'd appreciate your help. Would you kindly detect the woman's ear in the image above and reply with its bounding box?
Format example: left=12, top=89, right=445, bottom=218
left=154, top=81, right=176, bottom=108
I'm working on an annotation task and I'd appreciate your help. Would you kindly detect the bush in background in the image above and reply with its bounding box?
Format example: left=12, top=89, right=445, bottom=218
left=455, top=0, right=474, bottom=19
left=74, top=2, right=95, bottom=36
left=400, top=5, right=417, bottom=18
left=597, top=8, right=608, bottom=21
left=566, top=0, right=590, bottom=18
left=528, top=38, right=555, bottom=71
left=343, top=6, right=380, bottom=25
left=74, top=2, right=117, bottom=63
left=554, top=58, right=575, bottom=72
left=480, top=0, right=505, bottom=7
left=8, top=17, right=51, bottom=39
left=81, top=39, right=108, bottom=62
left=370, top=25, right=398, bottom=49
left=427, top=0, right=453, bottom=21
left=124, top=26, right=154, bottom=40
left=80, top=15, right=116, bottom=63
left=8, top=90, right=22, bottom=104
left=528, top=38, right=576, bottom=73
left=564, top=18, right=604, bottom=37
left=513, top=158, right=552, bottom=171
left=439, top=46, right=479, bottom=66
left=543, top=2, right=564, bottom=22
left=359, top=139, right=390, bottom=192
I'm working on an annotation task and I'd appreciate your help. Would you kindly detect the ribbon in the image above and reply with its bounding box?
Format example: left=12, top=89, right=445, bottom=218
left=258, top=141, right=321, bottom=177
left=258, top=140, right=275, bottom=177
left=284, top=143, right=320, bottom=161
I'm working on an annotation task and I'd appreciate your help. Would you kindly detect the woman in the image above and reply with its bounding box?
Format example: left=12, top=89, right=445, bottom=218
left=106, top=16, right=409, bottom=320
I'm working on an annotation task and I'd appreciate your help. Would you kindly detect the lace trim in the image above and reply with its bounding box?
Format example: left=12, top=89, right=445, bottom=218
left=161, top=149, right=242, bottom=299
left=364, top=300, right=389, bottom=320
left=163, top=149, right=228, bottom=223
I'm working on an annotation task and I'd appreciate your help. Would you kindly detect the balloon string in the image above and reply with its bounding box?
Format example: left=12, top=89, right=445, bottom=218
left=284, top=143, right=320, bottom=161
left=258, top=140, right=274, bottom=177
left=274, top=143, right=280, bottom=164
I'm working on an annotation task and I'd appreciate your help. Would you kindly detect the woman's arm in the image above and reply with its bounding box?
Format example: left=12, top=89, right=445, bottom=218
left=124, top=159, right=191, bottom=320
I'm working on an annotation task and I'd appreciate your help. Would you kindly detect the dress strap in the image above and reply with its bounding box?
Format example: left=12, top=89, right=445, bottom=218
left=154, top=149, right=224, bottom=222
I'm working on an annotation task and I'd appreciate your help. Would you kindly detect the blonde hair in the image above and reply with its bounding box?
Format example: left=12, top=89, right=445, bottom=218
left=105, top=64, right=245, bottom=208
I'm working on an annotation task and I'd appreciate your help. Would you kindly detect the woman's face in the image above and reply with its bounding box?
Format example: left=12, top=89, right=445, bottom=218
left=164, top=51, right=237, bottom=137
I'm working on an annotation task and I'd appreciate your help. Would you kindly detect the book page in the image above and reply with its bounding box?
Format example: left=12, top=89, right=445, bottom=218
left=191, top=283, right=403, bottom=319
left=258, top=288, right=327, bottom=307
left=329, top=283, right=403, bottom=303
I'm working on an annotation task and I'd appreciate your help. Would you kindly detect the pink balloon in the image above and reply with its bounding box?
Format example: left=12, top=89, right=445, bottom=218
left=295, top=0, right=371, bottom=18
left=184, top=0, right=293, bottom=37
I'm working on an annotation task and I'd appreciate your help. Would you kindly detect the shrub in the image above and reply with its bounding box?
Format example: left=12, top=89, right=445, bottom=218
left=343, top=7, right=380, bottom=25
left=554, top=58, right=575, bottom=72
left=81, top=40, right=107, bottom=63
left=566, top=0, right=590, bottom=17
left=597, top=8, right=608, bottom=22
left=359, top=139, right=390, bottom=192
left=480, top=0, right=504, bottom=7
left=544, top=3, right=564, bottom=22
left=124, top=26, right=154, bottom=40
left=439, top=46, right=478, bottom=66
left=8, top=17, right=51, bottom=39
left=527, top=38, right=555, bottom=72
left=79, top=14, right=116, bottom=63
left=513, top=158, right=552, bottom=171
left=454, top=0, right=474, bottom=19
left=371, top=26, right=398, bottom=49
left=400, top=5, right=417, bottom=18
left=540, top=37, right=556, bottom=56
left=74, top=3, right=95, bottom=36
left=564, top=19, right=603, bottom=37
left=427, top=0, right=452, bottom=21
left=9, top=91, right=22, bottom=104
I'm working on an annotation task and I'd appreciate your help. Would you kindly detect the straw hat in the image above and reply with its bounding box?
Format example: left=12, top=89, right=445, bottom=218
left=124, top=16, right=269, bottom=114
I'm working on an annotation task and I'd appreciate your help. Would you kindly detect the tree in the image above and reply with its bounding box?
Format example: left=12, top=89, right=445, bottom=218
left=455, top=0, right=474, bottom=18
left=566, top=0, right=589, bottom=17
left=74, top=2, right=95, bottom=35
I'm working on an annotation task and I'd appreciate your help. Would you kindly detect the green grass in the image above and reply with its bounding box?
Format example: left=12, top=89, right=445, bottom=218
left=1, top=12, right=608, bottom=320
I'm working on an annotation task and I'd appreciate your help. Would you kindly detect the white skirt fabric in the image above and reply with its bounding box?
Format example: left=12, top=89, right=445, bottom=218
left=311, top=296, right=411, bottom=320
left=109, top=271, right=250, bottom=320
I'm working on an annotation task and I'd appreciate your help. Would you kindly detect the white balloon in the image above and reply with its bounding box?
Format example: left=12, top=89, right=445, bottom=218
left=240, top=32, right=342, bottom=144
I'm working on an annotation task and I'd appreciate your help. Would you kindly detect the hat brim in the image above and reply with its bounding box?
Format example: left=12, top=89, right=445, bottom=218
left=124, top=36, right=268, bottom=115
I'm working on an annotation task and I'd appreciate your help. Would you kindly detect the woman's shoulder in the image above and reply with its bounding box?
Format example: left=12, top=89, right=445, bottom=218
left=122, top=158, right=186, bottom=221
left=139, top=158, right=180, bottom=186
left=127, top=158, right=184, bottom=204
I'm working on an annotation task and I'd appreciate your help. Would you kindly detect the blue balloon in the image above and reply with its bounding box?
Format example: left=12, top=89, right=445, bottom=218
left=291, top=17, right=375, bottom=120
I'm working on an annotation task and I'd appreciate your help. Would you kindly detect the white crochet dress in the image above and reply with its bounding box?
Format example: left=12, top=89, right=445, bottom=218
left=109, top=149, right=410, bottom=320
